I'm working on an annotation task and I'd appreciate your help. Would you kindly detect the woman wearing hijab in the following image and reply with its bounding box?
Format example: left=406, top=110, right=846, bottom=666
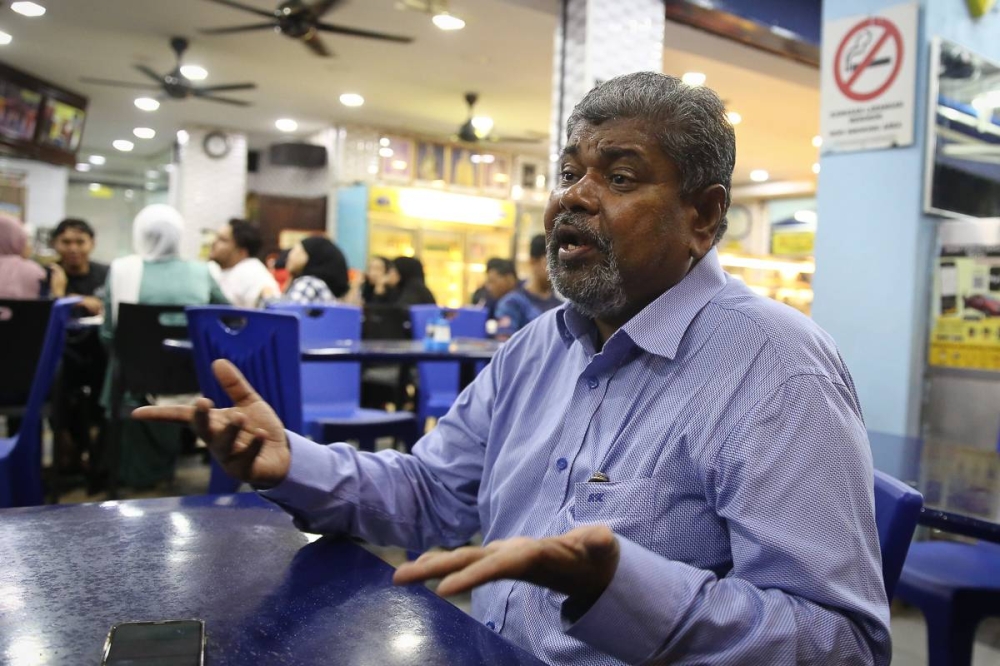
left=0, top=214, right=47, bottom=299
left=279, top=236, right=350, bottom=304
left=361, top=255, right=396, bottom=304
left=99, top=204, right=227, bottom=490
left=387, top=256, right=436, bottom=306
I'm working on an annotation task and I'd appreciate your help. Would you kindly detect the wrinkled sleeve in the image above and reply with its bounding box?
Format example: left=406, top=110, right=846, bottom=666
left=259, top=355, right=500, bottom=551
left=564, top=373, right=891, bottom=665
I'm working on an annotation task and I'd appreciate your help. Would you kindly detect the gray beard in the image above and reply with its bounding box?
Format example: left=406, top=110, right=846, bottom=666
left=547, top=238, right=628, bottom=320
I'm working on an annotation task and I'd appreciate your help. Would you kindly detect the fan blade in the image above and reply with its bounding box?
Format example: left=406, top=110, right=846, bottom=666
left=196, top=82, right=258, bottom=92
left=303, top=32, right=333, bottom=57
left=79, top=77, right=162, bottom=90
left=134, top=64, right=164, bottom=83
left=202, top=0, right=276, bottom=19
left=314, top=22, right=413, bottom=43
left=194, top=92, right=252, bottom=106
left=200, top=22, right=276, bottom=34
left=308, top=0, right=348, bottom=17
left=492, top=136, right=544, bottom=144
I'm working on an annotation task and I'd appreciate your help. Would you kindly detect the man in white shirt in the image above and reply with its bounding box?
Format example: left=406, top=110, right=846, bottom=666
left=208, top=219, right=279, bottom=308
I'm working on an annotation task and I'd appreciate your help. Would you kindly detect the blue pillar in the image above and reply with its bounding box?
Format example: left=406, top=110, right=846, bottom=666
left=812, top=0, right=1000, bottom=479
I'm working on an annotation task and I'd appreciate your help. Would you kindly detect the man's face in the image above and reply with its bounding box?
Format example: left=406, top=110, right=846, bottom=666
left=210, top=224, right=238, bottom=268
left=54, top=227, right=94, bottom=270
left=485, top=269, right=516, bottom=300
left=543, top=117, right=717, bottom=321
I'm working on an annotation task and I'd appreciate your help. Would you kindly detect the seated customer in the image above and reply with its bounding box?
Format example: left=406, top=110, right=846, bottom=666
left=137, top=72, right=889, bottom=665
left=52, top=218, right=108, bottom=316
left=278, top=236, right=350, bottom=305
left=387, top=256, right=436, bottom=306
left=361, top=255, right=396, bottom=305
left=493, top=236, right=564, bottom=338
left=208, top=218, right=279, bottom=308
left=0, top=214, right=47, bottom=299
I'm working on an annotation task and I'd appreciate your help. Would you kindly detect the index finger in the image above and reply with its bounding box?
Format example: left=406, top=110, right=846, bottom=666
left=132, top=405, right=197, bottom=424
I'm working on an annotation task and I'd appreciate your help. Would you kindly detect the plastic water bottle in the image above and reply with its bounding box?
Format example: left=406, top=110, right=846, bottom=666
left=431, top=314, right=452, bottom=351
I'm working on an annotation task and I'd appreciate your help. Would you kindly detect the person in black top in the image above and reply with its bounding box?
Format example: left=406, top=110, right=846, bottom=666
left=387, top=256, right=436, bottom=306
left=50, top=218, right=110, bottom=490
left=361, top=255, right=397, bottom=305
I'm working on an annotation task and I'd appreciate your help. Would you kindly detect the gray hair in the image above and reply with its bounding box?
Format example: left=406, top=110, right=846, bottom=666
left=566, top=71, right=736, bottom=242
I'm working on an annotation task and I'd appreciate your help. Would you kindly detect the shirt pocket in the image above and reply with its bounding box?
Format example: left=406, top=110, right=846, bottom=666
left=571, top=478, right=662, bottom=545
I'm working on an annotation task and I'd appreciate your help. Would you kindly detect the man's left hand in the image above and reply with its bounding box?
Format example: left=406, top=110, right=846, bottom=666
left=392, top=524, right=620, bottom=612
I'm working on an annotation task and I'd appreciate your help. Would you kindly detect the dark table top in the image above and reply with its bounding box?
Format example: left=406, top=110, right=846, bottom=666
left=0, top=494, right=543, bottom=665
left=164, top=337, right=502, bottom=362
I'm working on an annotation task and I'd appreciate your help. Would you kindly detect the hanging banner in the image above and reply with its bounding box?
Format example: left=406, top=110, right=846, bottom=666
left=820, top=2, right=918, bottom=152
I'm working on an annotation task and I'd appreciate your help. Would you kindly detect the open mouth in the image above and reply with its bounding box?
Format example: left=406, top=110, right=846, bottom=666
left=554, top=225, right=598, bottom=262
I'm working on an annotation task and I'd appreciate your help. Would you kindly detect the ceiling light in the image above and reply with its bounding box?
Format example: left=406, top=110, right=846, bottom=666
left=0, top=31, right=12, bottom=46
left=972, top=90, right=1000, bottom=112
left=682, top=72, right=706, bottom=86
left=133, top=127, right=155, bottom=139
left=812, top=135, right=822, bottom=147
left=146, top=169, right=159, bottom=179
left=112, top=139, right=134, bottom=152
left=471, top=116, right=493, bottom=138
left=339, top=93, right=364, bottom=107
left=145, top=182, right=156, bottom=191
left=134, top=97, right=160, bottom=111
left=274, top=118, right=298, bottom=132
left=379, top=137, right=390, bottom=147
left=11, top=2, right=45, bottom=17
left=88, top=183, right=100, bottom=192
left=179, top=64, right=207, bottom=81
left=470, top=154, right=482, bottom=164
left=367, top=164, right=378, bottom=175
left=481, top=154, right=495, bottom=164
left=88, top=154, right=105, bottom=165
left=726, top=111, right=742, bottom=125
left=378, top=147, right=394, bottom=158
left=124, top=189, right=134, bottom=200
left=391, top=160, right=407, bottom=170
left=812, top=162, right=821, bottom=174
left=176, top=130, right=189, bottom=145
left=432, top=12, right=466, bottom=30
left=75, top=163, right=91, bottom=172
left=749, top=169, right=769, bottom=182
left=163, top=163, right=176, bottom=173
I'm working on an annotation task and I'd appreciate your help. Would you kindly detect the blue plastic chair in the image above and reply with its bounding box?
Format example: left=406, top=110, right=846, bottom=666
left=267, top=303, right=419, bottom=449
left=408, top=306, right=488, bottom=425
left=896, top=520, right=1000, bottom=665
left=0, top=297, right=78, bottom=507
left=872, top=470, right=923, bottom=599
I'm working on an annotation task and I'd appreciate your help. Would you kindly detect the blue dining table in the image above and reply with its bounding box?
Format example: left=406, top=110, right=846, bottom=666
left=0, top=493, right=544, bottom=665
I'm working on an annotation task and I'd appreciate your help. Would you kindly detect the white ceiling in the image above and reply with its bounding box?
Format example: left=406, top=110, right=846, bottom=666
left=0, top=0, right=819, bottom=188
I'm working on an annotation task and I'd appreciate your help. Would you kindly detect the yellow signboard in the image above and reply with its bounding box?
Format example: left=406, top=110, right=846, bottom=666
left=369, top=185, right=515, bottom=228
left=771, top=231, right=815, bottom=257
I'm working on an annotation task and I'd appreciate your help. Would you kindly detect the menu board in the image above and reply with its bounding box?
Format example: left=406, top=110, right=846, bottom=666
left=0, top=80, right=41, bottom=142
left=39, top=98, right=86, bottom=151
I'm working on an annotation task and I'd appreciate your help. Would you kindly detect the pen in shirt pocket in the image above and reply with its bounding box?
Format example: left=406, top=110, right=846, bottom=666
left=587, top=471, right=610, bottom=483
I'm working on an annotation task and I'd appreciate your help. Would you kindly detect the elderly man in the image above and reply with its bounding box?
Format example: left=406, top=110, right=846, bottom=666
left=137, top=72, right=889, bottom=665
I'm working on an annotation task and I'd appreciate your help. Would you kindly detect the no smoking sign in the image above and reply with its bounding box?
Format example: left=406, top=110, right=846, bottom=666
left=834, top=18, right=904, bottom=102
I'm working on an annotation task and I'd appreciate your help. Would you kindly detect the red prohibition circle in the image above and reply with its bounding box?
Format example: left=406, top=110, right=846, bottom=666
left=833, top=17, right=904, bottom=102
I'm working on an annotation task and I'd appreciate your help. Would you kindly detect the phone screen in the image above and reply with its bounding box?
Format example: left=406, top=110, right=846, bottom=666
left=102, top=620, right=205, bottom=666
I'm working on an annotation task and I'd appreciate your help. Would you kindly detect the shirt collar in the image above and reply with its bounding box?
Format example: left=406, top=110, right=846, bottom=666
left=555, top=247, right=727, bottom=360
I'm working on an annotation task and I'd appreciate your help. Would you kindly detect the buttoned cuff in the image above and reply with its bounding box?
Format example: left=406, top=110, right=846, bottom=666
left=257, top=431, right=342, bottom=508
left=562, top=535, right=714, bottom=664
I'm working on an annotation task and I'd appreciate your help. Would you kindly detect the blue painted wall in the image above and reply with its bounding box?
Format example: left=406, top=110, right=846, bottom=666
left=813, top=0, right=1000, bottom=478
left=335, top=185, right=369, bottom=271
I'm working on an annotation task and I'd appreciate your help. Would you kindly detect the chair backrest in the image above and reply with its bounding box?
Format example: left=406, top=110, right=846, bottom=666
left=409, top=305, right=488, bottom=341
left=267, top=303, right=362, bottom=414
left=362, top=304, right=412, bottom=340
left=2, top=297, right=77, bottom=507
left=185, top=307, right=303, bottom=432
left=873, top=470, right=923, bottom=599
left=0, top=299, right=54, bottom=405
left=114, top=303, right=201, bottom=396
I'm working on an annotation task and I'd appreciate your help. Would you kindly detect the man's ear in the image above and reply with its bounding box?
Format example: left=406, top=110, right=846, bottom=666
left=691, top=184, right=728, bottom=251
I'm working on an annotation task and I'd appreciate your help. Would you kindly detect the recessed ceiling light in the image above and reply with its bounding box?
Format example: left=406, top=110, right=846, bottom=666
left=112, top=139, right=134, bottom=152
left=432, top=12, right=465, bottom=30
left=793, top=210, right=818, bottom=224
left=682, top=72, right=706, bottom=86
left=379, top=137, right=390, bottom=147
left=133, top=127, right=155, bottom=139
left=11, top=2, right=46, bottom=17
left=274, top=118, right=298, bottom=132
left=726, top=111, right=742, bottom=125
left=176, top=130, right=189, bottom=145
left=339, top=93, right=364, bottom=107
left=88, top=183, right=100, bottom=192
left=0, top=31, right=12, bottom=46
left=367, top=164, right=378, bottom=175
left=75, top=163, right=91, bottom=172
left=134, top=97, right=160, bottom=111
left=88, top=154, right=105, bottom=165
left=749, top=169, right=769, bottom=182
left=378, top=147, right=393, bottom=158
left=179, top=64, right=207, bottom=81
left=391, top=160, right=407, bottom=170
left=146, top=169, right=159, bottom=179
left=812, top=162, right=821, bottom=174
left=812, top=135, right=822, bottom=147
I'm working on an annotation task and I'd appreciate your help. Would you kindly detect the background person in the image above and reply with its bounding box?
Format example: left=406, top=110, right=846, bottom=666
left=278, top=236, right=350, bottom=305
left=208, top=218, right=279, bottom=308
left=0, top=213, right=47, bottom=299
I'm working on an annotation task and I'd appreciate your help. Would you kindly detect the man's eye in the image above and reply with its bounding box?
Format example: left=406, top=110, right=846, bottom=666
left=560, top=171, right=578, bottom=183
left=609, top=174, right=632, bottom=186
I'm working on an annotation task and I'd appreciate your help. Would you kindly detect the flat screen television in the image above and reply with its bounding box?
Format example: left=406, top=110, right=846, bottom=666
left=0, top=60, right=87, bottom=166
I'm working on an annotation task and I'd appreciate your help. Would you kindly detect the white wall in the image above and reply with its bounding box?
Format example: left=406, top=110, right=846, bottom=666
left=64, top=183, right=147, bottom=263
left=0, top=156, right=68, bottom=229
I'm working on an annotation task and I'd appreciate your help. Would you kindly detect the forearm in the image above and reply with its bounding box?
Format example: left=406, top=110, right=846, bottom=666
left=565, top=537, right=889, bottom=665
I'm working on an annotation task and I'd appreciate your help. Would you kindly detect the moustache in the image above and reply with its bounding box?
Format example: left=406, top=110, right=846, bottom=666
left=549, top=212, right=611, bottom=253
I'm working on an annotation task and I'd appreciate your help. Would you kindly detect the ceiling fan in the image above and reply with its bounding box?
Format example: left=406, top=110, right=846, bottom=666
left=201, top=0, right=414, bottom=57
left=454, top=92, right=543, bottom=144
left=80, top=36, right=256, bottom=106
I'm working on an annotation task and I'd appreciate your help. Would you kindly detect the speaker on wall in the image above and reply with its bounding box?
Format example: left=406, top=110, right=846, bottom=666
left=247, top=150, right=260, bottom=173
left=268, top=142, right=327, bottom=169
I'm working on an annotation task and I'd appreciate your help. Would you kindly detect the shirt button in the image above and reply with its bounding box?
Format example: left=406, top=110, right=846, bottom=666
left=587, top=377, right=599, bottom=389
left=555, top=457, right=568, bottom=471
left=486, top=621, right=496, bottom=631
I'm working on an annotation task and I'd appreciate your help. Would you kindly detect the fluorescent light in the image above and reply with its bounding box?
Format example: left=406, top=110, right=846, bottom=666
left=812, top=162, right=820, bottom=174
left=11, top=2, right=45, bottom=17
left=470, top=154, right=482, bottom=164
left=812, top=135, right=822, bottom=147
left=972, top=90, right=1000, bottom=112
left=133, top=127, right=155, bottom=139
left=0, top=31, right=12, bottom=46
left=682, top=72, right=706, bottom=86
left=176, top=130, right=189, bottom=145
left=75, top=163, right=91, bottom=172
left=481, top=154, right=495, bottom=164
left=378, top=147, right=394, bottom=158
left=379, top=137, right=391, bottom=147
left=179, top=64, right=207, bottom=81
left=274, top=118, right=298, bottom=132
left=88, top=154, right=106, bottom=165
left=471, top=116, right=493, bottom=138
left=793, top=210, right=818, bottom=224
left=134, top=97, right=160, bottom=111
left=432, top=12, right=465, bottom=30
left=749, top=169, right=769, bottom=182
left=112, top=139, right=134, bottom=152
left=726, top=111, right=742, bottom=125
left=88, top=183, right=100, bottom=192
left=339, top=93, right=364, bottom=107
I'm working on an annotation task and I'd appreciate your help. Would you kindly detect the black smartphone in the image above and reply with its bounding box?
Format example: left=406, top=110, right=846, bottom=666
left=101, top=619, right=205, bottom=666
